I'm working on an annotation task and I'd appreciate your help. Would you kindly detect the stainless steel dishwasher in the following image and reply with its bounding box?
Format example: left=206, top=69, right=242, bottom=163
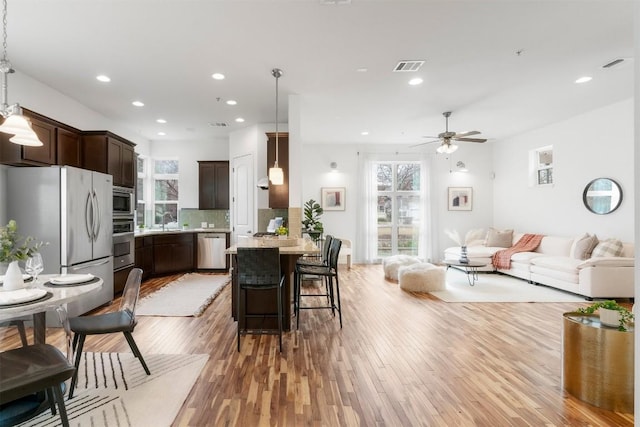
left=197, top=233, right=227, bottom=269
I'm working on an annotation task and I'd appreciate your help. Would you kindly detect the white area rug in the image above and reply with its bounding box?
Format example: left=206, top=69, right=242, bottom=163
left=20, top=352, right=208, bottom=427
left=137, top=273, right=230, bottom=317
left=430, top=268, right=586, bottom=303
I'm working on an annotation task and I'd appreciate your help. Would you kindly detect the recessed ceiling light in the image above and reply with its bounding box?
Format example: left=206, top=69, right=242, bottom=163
left=157, top=132, right=166, bottom=136
left=356, top=68, right=368, bottom=72
left=235, top=117, right=245, bottom=123
left=212, top=73, right=225, bottom=80
left=226, top=100, right=237, bottom=106
left=361, top=131, right=369, bottom=136
left=156, top=118, right=167, bottom=124
left=408, top=78, right=423, bottom=86
left=132, top=101, right=144, bottom=107
left=96, top=75, right=111, bottom=83
left=575, top=76, right=592, bottom=84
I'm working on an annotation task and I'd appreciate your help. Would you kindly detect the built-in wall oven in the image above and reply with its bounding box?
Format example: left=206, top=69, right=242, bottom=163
left=113, top=186, right=135, bottom=218
left=113, top=218, right=135, bottom=271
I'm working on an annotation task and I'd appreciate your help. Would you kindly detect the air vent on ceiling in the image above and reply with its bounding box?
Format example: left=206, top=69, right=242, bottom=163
left=320, top=0, right=351, bottom=4
left=602, top=58, right=625, bottom=69
left=209, top=122, right=229, bottom=127
left=393, top=60, right=425, bottom=72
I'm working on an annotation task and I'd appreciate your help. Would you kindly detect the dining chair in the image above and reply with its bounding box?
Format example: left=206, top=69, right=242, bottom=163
left=0, top=343, right=76, bottom=426
left=67, top=268, right=150, bottom=399
left=294, top=237, right=343, bottom=329
left=236, top=247, right=284, bottom=352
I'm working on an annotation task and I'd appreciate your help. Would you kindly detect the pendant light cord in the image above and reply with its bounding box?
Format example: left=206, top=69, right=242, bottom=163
left=274, top=68, right=280, bottom=167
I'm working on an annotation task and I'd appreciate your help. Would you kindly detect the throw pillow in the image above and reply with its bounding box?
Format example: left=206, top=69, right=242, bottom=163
left=485, top=228, right=513, bottom=248
left=591, top=238, right=624, bottom=258
left=571, top=233, right=599, bottom=260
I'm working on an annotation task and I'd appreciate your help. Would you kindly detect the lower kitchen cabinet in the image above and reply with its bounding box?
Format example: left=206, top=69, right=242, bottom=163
left=135, top=236, right=154, bottom=280
left=152, top=233, right=195, bottom=275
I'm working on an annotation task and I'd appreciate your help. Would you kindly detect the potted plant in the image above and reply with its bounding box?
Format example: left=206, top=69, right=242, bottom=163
left=577, top=300, right=634, bottom=331
left=302, top=199, right=323, bottom=233
left=0, top=220, right=45, bottom=290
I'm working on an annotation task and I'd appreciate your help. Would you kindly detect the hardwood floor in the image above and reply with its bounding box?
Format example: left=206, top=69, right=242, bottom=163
left=0, top=265, right=634, bottom=426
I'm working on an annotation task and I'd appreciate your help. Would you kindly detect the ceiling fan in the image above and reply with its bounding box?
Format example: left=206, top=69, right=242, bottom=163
left=415, top=111, right=487, bottom=153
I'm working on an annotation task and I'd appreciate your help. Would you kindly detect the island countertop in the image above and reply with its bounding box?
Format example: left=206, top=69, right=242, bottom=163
left=135, top=228, right=231, bottom=237
left=225, top=237, right=320, bottom=255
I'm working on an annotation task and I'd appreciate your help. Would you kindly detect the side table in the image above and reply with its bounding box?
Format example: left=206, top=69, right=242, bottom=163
left=562, top=312, right=634, bottom=413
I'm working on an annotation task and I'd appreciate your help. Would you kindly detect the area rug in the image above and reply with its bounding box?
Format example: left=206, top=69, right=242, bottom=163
left=136, top=273, right=230, bottom=317
left=430, top=268, right=585, bottom=303
left=19, top=352, right=208, bottom=427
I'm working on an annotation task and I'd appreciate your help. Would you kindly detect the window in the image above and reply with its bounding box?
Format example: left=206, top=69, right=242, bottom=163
left=153, top=159, right=179, bottom=227
left=136, top=156, right=146, bottom=226
left=375, top=162, right=422, bottom=258
left=532, top=146, right=553, bottom=186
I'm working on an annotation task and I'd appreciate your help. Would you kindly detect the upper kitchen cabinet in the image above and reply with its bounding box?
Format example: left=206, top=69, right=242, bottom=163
left=198, top=161, right=230, bottom=210
left=82, top=131, right=136, bottom=187
left=0, top=109, right=65, bottom=166
left=56, top=127, right=81, bottom=167
left=266, top=132, right=289, bottom=209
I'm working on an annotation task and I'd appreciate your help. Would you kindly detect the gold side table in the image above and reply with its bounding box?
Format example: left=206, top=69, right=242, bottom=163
left=562, top=312, right=634, bottom=413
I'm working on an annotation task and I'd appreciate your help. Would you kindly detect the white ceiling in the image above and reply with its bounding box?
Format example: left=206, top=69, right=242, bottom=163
left=7, top=0, right=635, bottom=146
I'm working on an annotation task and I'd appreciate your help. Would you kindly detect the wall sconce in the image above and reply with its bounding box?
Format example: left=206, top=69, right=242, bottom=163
left=330, top=162, right=338, bottom=172
left=456, top=161, right=468, bottom=172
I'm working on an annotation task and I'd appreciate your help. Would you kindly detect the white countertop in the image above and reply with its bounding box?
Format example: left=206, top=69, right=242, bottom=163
left=135, top=228, right=231, bottom=236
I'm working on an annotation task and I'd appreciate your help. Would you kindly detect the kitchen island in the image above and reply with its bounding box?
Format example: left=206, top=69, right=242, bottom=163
left=225, top=237, right=320, bottom=331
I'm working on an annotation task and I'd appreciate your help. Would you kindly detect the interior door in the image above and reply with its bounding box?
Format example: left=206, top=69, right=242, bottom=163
left=232, top=154, right=254, bottom=243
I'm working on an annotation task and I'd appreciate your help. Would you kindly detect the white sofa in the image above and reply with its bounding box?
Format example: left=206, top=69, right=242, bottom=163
left=444, top=232, right=635, bottom=299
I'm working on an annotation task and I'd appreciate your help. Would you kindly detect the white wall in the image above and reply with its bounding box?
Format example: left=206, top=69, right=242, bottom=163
left=150, top=138, right=228, bottom=208
left=493, top=99, right=634, bottom=242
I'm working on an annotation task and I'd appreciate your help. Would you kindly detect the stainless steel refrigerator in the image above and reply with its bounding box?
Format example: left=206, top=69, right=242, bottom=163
left=8, top=166, right=114, bottom=318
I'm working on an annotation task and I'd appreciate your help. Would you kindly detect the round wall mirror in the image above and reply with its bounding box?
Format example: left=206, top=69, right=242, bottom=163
left=582, top=178, right=622, bottom=215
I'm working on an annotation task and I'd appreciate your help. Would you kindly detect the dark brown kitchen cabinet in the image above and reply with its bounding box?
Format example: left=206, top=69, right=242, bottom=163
left=82, top=131, right=136, bottom=187
left=266, top=132, right=289, bottom=208
left=152, top=233, right=195, bottom=275
left=135, top=236, right=154, bottom=281
left=198, top=161, right=229, bottom=209
left=56, top=127, right=81, bottom=167
left=0, top=109, right=62, bottom=166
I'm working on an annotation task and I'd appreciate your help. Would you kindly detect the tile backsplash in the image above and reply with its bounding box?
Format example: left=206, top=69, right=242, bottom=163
left=179, top=209, right=230, bottom=229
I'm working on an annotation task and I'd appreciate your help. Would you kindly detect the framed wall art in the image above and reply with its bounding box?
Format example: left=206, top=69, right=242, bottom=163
left=321, top=187, right=345, bottom=211
left=448, top=187, right=472, bottom=211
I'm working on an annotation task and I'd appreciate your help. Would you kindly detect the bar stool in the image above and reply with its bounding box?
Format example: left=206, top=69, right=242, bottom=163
left=236, top=247, right=285, bottom=352
left=294, top=238, right=342, bottom=328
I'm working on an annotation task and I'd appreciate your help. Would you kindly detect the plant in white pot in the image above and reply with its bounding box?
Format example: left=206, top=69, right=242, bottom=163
left=1, top=220, right=45, bottom=290
left=577, top=300, right=634, bottom=331
left=302, top=199, right=323, bottom=233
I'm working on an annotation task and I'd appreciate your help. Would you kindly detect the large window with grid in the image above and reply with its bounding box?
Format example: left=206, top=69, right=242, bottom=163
left=153, top=159, right=179, bottom=227
left=375, top=162, right=422, bottom=258
left=136, top=156, right=146, bottom=227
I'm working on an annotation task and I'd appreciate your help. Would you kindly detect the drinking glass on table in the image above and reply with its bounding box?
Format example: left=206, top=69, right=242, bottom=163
left=25, top=253, right=44, bottom=284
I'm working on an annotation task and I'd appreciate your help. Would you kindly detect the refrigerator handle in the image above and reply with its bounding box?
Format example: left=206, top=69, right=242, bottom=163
left=93, top=189, right=101, bottom=240
left=68, top=257, right=111, bottom=272
left=85, top=191, right=94, bottom=242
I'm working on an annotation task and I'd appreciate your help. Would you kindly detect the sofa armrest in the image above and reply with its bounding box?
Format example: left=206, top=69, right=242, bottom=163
left=577, top=257, right=635, bottom=269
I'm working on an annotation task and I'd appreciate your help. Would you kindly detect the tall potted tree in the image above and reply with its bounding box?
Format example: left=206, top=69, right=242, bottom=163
left=302, top=199, right=324, bottom=241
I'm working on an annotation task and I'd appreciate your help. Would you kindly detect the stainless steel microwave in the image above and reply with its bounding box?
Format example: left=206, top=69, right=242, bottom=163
left=113, top=186, right=135, bottom=217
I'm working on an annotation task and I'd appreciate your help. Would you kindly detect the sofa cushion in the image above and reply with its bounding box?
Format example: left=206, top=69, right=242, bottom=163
left=485, top=228, right=513, bottom=248
left=509, top=251, right=540, bottom=263
left=570, top=233, right=599, bottom=260
left=591, top=238, right=623, bottom=257
left=529, top=256, right=582, bottom=274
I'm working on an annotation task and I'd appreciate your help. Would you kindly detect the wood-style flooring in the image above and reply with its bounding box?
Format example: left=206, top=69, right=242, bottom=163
left=0, top=265, right=634, bottom=426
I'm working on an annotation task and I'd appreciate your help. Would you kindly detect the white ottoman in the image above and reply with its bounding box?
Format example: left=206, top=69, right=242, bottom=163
left=383, top=255, right=422, bottom=281
left=398, top=263, right=445, bottom=293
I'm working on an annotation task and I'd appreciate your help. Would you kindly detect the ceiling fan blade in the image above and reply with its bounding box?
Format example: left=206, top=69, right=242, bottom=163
left=454, top=137, right=487, bottom=143
left=421, top=135, right=440, bottom=139
left=454, top=130, right=480, bottom=138
left=410, top=140, right=440, bottom=148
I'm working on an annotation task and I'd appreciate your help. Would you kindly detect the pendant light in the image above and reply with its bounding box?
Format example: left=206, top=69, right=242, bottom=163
left=268, top=68, right=284, bottom=185
left=0, top=0, right=43, bottom=146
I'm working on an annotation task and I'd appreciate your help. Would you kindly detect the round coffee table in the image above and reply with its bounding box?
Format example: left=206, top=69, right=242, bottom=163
left=442, top=260, right=487, bottom=286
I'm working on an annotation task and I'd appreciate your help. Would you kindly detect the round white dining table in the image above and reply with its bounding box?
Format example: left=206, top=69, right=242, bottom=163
left=0, top=274, right=103, bottom=344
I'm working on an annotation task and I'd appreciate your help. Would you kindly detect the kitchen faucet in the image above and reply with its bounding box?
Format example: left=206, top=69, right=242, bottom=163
left=162, top=212, right=173, bottom=231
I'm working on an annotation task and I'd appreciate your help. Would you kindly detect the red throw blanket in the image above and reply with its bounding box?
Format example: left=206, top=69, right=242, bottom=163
left=492, top=234, right=544, bottom=270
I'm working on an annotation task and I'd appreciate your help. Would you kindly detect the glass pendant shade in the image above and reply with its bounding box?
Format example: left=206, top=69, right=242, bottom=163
left=9, top=129, right=43, bottom=146
left=269, top=166, right=284, bottom=185
left=0, top=114, right=36, bottom=135
left=437, top=143, right=458, bottom=154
